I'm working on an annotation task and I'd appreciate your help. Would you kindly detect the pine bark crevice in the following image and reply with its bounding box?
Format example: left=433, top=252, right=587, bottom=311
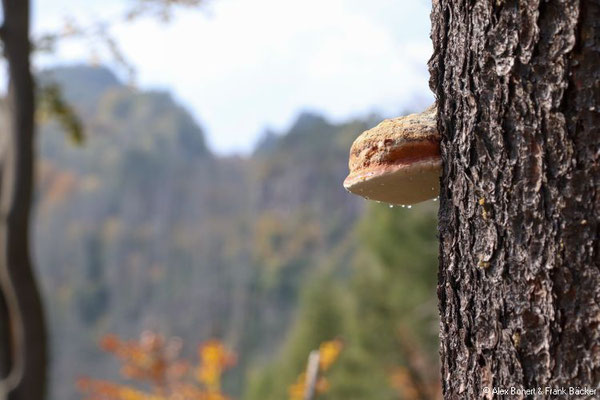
left=429, top=0, right=599, bottom=398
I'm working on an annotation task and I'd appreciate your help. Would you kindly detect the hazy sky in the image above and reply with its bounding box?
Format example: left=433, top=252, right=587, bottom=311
left=33, top=0, right=434, bottom=155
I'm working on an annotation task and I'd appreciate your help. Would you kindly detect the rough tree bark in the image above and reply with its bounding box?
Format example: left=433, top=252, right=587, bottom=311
left=0, top=1, right=47, bottom=399
left=430, top=0, right=599, bottom=398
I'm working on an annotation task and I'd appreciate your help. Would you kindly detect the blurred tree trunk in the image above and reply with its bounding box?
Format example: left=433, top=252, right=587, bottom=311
left=430, top=0, right=599, bottom=398
left=0, top=158, right=11, bottom=384
left=0, top=293, right=10, bottom=381
left=0, top=1, right=47, bottom=399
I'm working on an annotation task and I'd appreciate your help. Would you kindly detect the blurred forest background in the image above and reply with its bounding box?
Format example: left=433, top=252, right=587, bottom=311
left=27, top=64, right=440, bottom=400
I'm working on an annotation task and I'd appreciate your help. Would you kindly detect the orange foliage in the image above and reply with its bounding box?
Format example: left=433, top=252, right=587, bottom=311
left=288, top=373, right=331, bottom=400
left=317, top=339, right=343, bottom=372
left=288, top=339, right=343, bottom=400
left=195, top=340, right=237, bottom=393
left=78, top=331, right=236, bottom=400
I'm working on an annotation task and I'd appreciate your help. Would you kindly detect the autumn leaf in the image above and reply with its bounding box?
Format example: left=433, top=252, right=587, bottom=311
left=318, top=339, right=343, bottom=372
left=78, top=332, right=236, bottom=400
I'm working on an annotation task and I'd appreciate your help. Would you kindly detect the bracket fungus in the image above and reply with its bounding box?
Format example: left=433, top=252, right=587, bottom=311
left=343, top=105, right=440, bottom=206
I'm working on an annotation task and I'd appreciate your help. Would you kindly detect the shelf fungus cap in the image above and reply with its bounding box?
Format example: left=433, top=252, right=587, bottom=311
left=343, top=105, right=440, bottom=205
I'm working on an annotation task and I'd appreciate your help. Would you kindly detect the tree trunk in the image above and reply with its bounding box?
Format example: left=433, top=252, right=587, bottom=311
left=0, top=157, right=11, bottom=384
left=430, top=0, right=599, bottom=398
left=0, top=292, right=11, bottom=381
left=0, top=1, right=47, bottom=399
